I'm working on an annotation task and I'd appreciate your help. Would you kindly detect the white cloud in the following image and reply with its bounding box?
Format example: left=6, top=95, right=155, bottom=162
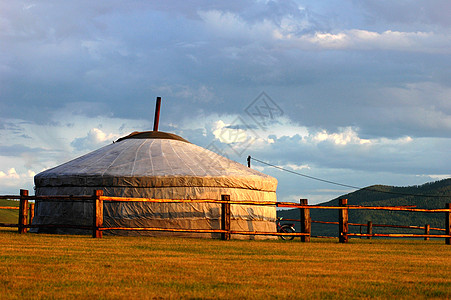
left=70, top=128, right=119, bottom=151
left=426, top=174, right=451, bottom=181
left=198, top=8, right=451, bottom=54
left=276, top=29, right=449, bottom=52
left=0, top=110, right=151, bottom=193
left=0, top=168, right=35, bottom=192
left=284, top=164, right=310, bottom=171
left=212, top=120, right=250, bottom=144
left=0, top=168, right=20, bottom=179
left=312, top=127, right=371, bottom=145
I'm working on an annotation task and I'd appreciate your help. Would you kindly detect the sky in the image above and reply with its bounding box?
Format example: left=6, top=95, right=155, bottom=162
left=1, top=1, right=451, bottom=204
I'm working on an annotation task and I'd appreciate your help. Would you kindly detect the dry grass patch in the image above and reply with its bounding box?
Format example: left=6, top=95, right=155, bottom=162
left=0, top=232, right=450, bottom=299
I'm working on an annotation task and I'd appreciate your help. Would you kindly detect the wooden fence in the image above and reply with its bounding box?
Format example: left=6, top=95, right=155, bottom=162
left=283, top=219, right=447, bottom=241
left=1, top=190, right=450, bottom=244
left=0, top=190, right=35, bottom=231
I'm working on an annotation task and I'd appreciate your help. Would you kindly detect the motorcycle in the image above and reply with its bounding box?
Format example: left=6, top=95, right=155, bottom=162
left=276, top=217, right=296, bottom=240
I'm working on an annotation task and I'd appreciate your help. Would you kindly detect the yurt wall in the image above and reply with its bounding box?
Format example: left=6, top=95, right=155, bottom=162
left=33, top=131, right=278, bottom=239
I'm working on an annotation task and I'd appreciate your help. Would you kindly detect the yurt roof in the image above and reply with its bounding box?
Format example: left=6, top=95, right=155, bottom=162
left=35, top=131, right=277, bottom=192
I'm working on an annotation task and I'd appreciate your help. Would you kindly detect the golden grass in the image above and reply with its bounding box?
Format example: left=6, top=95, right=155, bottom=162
left=1, top=232, right=450, bottom=299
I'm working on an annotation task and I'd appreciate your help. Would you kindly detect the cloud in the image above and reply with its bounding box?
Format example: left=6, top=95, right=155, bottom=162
left=198, top=7, right=451, bottom=53
left=191, top=109, right=449, bottom=178
left=427, top=174, right=451, bottom=181
left=199, top=9, right=276, bottom=41
left=0, top=168, right=35, bottom=191
left=275, top=29, right=451, bottom=53
left=356, top=0, right=451, bottom=28
left=0, top=112, right=150, bottom=183
left=241, top=123, right=450, bottom=176
left=154, top=84, right=218, bottom=103
left=312, top=127, right=371, bottom=145
left=198, top=111, right=436, bottom=176
left=282, top=163, right=311, bottom=171
left=71, top=128, right=119, bottom=151
left=0, top=168, right=20, bottom=180
left=212, top=119, right=259, bottom=149
left=1, top=1, right=451, bottom=200
left=0, top=144, right=46, bottom=157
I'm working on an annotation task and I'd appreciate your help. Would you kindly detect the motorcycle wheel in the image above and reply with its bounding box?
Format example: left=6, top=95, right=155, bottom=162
left=279, top=225, right=295, bottom=240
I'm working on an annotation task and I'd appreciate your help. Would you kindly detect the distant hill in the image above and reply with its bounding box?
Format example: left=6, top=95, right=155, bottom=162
left=278, top=178, right=451, bottom=237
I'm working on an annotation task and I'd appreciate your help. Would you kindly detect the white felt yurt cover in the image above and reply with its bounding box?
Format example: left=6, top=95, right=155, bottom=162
left=33, top=131, right=278, bottom=238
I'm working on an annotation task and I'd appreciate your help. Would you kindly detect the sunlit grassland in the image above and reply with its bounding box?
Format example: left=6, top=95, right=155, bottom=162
left=1, top=231, right=450, bottom=299
left=0, top=199, right=19, bottom=224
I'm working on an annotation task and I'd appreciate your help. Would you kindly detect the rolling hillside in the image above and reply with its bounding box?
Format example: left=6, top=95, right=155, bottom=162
left=278, top=178, right=451, bottom=237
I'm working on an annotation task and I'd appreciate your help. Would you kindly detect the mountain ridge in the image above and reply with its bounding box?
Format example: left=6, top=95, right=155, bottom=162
left=278, top=178, right=451, bottom=237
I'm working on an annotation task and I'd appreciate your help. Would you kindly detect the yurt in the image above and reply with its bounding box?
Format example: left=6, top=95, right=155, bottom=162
left=32, top=130, right=278, bottom=239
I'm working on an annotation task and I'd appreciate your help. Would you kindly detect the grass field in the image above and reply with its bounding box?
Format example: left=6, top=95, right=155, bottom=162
left=0, top=199, right=19, bottom=224
left=1, top=231, right=450, bottom=299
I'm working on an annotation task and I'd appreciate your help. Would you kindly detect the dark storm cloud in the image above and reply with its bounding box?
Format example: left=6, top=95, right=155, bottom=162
left=354, top=0, right=451, bottom=29
left=246, top=132, right=451, bottom=176
left=1, top=1, right=450, bottom=195
left=3, top=0, right=449, bottom=137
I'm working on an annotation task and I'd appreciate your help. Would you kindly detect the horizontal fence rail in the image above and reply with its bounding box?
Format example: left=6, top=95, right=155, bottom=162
left=1, top=190, right=450, bottom=244
left=283, top=219, right=447, bottom=232
left=347, top=233, right=451, bottom=238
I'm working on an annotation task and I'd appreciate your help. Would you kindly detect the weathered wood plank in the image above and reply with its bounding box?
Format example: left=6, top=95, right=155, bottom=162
left=338, top=199, right=348, bottom=243
left=26, top=224, right=93, bottom=229
left=367, top=221, right=373, bottom=240
left=424, top=224, right=430, bottom=241
left=300, top=199, right=310, bottom=242
left=221, top=195, right=231, bottom=240
left=0, top=223, right=18, bottom=227
left=29, top=203, right=35, bottom=224
left=0, top=195, right=21, bottom=200
left=93, top=190, right=103, bottom=238
left=231, top=231, right=308, bottom=236
left=102, top=227, right=227, bottom=233
left=446, top=203, right=451, bottom=245
left=18, top=189, right=28, bottom=234
left=349, top=233, right=451, bottom=238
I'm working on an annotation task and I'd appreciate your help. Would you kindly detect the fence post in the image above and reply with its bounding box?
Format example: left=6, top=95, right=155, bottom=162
left=18, top=189, right=29, bottom=234
left=424, top=224, right=430, bottom=241
left=92, top=190, right=103, bottom=238
left=29, top=203, right=35, bottom=225
left=367, top=221, right=372, bottom=240
left=338, top=199, right=348, bottom=243
left=221, top=195, right=231, bottom=240
left=300, top=199, right=310, bottom=242
left=446, top=203, right=451, bottom=245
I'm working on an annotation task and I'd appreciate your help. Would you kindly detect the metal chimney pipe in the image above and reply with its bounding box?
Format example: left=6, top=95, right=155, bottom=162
left=153, top=97, right=162, bottom=131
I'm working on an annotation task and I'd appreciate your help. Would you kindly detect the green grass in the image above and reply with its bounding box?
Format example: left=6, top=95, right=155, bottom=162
left=0, top=199, right=19, bottom=224
left=1, top=232, right=450, bottom=299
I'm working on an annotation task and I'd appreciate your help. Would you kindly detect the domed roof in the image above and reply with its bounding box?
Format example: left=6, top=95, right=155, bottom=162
left=35, top=131, right=277, bottom=192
